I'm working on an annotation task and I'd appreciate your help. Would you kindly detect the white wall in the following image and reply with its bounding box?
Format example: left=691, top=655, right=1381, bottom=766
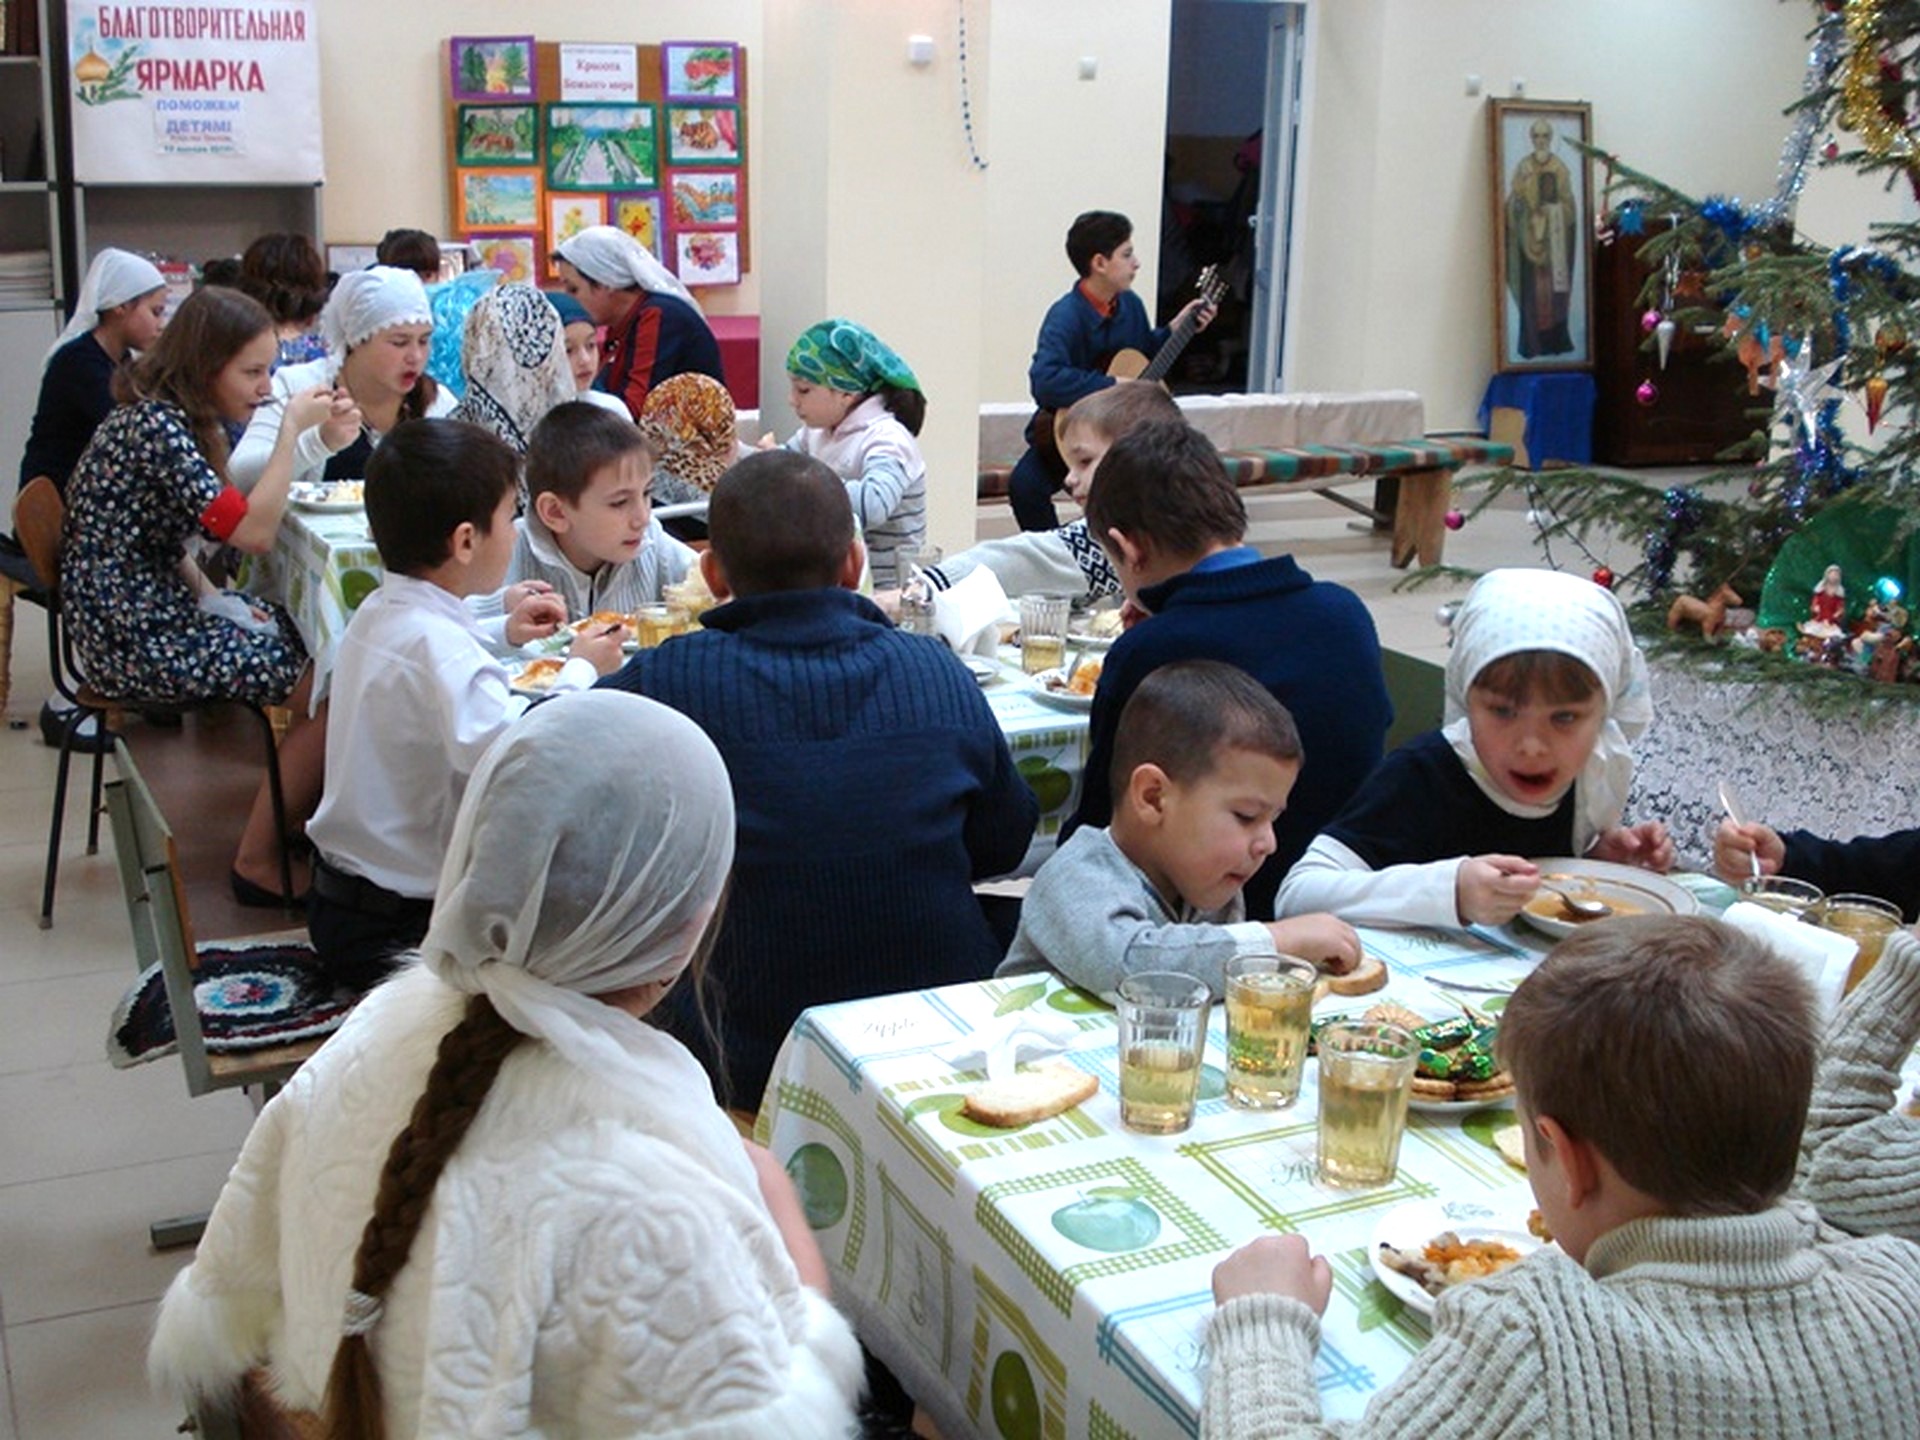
left=314, top=0, right=761, bottom=316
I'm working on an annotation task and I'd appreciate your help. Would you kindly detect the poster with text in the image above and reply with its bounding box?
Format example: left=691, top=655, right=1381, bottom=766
left=67, top=1, right=323, bottom=183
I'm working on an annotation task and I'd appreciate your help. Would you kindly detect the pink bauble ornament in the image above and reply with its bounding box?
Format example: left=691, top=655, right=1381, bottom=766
left=1823, top=137, right=1841, bottom=160
left=1640, top=308, right=1663, bottom=335
left=1443, top=509, right=1465, bottom=531
left=1592, top=566, right=1615, bottom=590
left=1635, top=379, right=1659, bottom=407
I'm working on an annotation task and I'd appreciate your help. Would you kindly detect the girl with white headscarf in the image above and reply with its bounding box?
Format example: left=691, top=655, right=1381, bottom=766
left=1276, top=568, right=1672, bottom=930
left=228, top=265, right=455, bottom=492
left=18, top=248, right=168, bottom=491
left=149, top=690, right=866, bottom=1438
left=446, top=284, right=577, bottom=455
left=552, top=225, right=725, bottom=421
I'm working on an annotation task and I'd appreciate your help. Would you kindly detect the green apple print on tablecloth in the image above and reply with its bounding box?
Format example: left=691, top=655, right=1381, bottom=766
left=990, top=1349, right=1042, bottom=1440
left=1051, top=1185, right=1163, bottom=1252
left=784, top=1142, right=848, bottom=1229
left=1015, top=752, right=1072, bottom=814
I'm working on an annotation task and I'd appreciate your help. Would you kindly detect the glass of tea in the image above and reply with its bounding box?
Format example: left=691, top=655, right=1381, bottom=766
left=1018, top=593, right=1071, bottom=676
left=636, top=603, right=677, bottom=649
left=1115, top=971, right=1211, bottom=1135
left=1316, top=1021, right=1417, bottom=1188
left=1739, top=875, right=1825, bottom=919
left=1224, top=952, right=1318, bottom=1110
left=1816, top=893, right=1904, bottom=994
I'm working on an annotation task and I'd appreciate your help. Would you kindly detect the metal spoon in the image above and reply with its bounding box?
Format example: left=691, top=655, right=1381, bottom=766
left=1717, top=780, right=1763, bottom=882
left=1537, top=881, right=1612, bottom=921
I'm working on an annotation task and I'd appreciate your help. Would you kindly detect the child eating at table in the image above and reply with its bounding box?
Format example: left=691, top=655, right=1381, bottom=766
left=1714, top=817, right=1920, bottom=922
left=505, top=401, right=696, bottom=619
left=1202, top=915, right=1920, bottom=1438
left=920, top=381, right=1182, bottom=607
left=1276, top=567, right=1673, bottom=930
left=304, top=418, right=624, bottom=992
left=1001, top=661, right=1361, bottom=997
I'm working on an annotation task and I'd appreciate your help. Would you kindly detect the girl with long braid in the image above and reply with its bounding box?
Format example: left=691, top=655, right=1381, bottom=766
left=149, top=690, right=864, bottom=1437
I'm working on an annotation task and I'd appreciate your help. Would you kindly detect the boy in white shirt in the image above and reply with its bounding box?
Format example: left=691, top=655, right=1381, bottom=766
left=510, top=401, right=697, bottom=619
left=305, top=417, right=624, bottom=991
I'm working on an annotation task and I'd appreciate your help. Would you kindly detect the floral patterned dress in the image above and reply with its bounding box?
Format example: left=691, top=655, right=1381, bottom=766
left=62, top=401, right=308, bottom=704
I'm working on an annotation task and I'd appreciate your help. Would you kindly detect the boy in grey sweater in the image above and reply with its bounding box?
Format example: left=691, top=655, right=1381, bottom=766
left=999, top=660, right=1360, bottom=999
left=1204, top=915, right=1920, bottom=1438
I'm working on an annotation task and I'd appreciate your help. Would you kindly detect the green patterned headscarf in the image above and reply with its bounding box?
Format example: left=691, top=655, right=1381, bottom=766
left=786, top=318, right=922, bottom=396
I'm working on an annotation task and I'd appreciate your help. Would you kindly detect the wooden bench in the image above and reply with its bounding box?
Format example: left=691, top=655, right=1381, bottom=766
left=978, top=435, right=1513, bottom=569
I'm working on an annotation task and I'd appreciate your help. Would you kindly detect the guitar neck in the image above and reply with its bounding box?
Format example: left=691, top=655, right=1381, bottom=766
left=1137, top=312, right=1203, bottom=384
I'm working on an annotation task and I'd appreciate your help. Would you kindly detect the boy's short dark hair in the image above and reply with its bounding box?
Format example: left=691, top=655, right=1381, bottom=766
left=1066, top=211, right=1132, bottom=277
left=1470, top=650, right=1603, bottom=707
left=1083, top=421, right=1246, bottom=560
left=1499, top=915, right=1816, bottom=1216
left=376, top=228, right=442, bottom=281
left=1062, top=382, right=1182, bottom=443
left=365, top=419, right=519, bottom=576
left=708, top=450, right=854, bottom=596
left=1111, top=660, right=1301, bottom=794
left=526, top=402, right=651, bottom=506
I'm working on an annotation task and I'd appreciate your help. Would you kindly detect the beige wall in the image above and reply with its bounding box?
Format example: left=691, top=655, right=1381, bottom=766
left=314, top=0, right=762, bottom=316
left=1291, top=0, right=1821, bottom=428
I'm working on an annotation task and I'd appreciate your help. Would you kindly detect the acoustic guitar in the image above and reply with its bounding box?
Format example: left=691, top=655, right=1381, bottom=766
left=1028, top=264, right=1227, bottom=468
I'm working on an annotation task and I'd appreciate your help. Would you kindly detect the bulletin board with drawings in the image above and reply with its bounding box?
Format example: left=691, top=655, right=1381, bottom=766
left=443, top=35, right=748, bottom=291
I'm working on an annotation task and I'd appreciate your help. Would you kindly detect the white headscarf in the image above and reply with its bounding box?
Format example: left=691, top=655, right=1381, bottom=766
left=1442, top=567, right=1652, bottom=853
left=48, top=248, right=166, bottom=360
left=418, top=691, right=735, bottom=1091
left=554, top=225, right=703, bottom=315
left=319, top=265, right=434, bottom=363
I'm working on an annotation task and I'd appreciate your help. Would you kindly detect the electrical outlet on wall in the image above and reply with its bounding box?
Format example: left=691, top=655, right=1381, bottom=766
left=1511, top=77, right=1527, bottom=95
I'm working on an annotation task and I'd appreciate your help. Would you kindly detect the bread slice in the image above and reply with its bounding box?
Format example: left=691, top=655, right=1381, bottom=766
left=962, top=1061, right=1099, bottom=1128
left=1324, top=952, right=1387, bottom=997
left=1492, top=1122, right=1527, bottom=1170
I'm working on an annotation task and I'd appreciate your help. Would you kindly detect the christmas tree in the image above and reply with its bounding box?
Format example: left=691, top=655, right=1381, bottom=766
left=1454, top=0, right=1920, bottom=706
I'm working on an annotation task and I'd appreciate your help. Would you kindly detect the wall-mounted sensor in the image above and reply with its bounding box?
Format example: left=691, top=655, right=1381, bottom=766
left=1078, top=56, right=1098, bottom=81
left=907, top=34, right=935, bottom=66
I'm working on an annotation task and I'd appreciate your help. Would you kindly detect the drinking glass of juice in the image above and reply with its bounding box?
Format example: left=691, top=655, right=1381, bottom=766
left=1116, top=971, right=1211, bottom=1135
left=1316, top=1021, right=1417, bottom=1188
left=1225, top=952, right=1317, bottom=1110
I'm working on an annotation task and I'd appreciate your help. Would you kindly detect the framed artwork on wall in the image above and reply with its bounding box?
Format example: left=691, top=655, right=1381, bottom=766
left=471, top=234, right=537, bottom=285
left=1489, top=98, right=1594, bottom=372
left=610, top=192, right=666, bottom=254
left=325, top=243, right=377, bottom=275
left=665, top=105, right=741, bottom=166
left=548, top=193, right=608, bottom=256
left=456, top=104, right=538, bottom=166
left=449, top=35, right=536, bottom=103
left=675, top=230, right=740, bottom=287
left=662, top=42, right=739, bottom=102
left=669, top=171, right=739, bottom=228
left=457, top=168, right=542, bottom=232
left=545, top=103, right=658, bottom=190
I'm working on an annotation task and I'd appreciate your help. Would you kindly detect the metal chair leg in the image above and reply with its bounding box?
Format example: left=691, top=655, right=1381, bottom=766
left=40, top=707, right=88, bottom=927
left=249, top=703, right=295, bottom=909
left=84, top=722, right=107, bottom=855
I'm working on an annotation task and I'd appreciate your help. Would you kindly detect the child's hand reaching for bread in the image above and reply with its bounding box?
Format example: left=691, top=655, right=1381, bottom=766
left=1213, top=1234, right=1331, bottom=1314
left=1264, top=914, right=1361, bottom=974
left=1588, top=820, right=1675, bottom=872
left=1456, top=854, right=1540, bottom=926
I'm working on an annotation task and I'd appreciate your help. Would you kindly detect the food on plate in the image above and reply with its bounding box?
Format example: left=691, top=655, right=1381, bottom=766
left=1527, top=1207, right=1552, bottom=1241
left=1522, top=877, right=1645, bottom=925
left=1377, top=1230, right=1527, bottom=1298
left=1401, top=1013, right=1515, bottom=1103
left=513, top=657, right=568, bottom=692
left=1075, top=608, right=1125, bottom=640
left=1066, top=659, right=1102, bottom=696
left=962, top=1061, right=1099, bottom=1128
left=1363, top=1001, right=1428, bottom=1033
left=1492, top=1123, right=1527, bottom=1170
left=1323, top=953, right=1387, bottom=996
left=291, top=479, right=364, bottom=505
left=662, top=567, right=718, bottom=621
left=570, top=610, right=639, bottom=641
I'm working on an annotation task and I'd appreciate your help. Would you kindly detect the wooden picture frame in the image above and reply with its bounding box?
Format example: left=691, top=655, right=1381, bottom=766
left=668, top=170, right=739, bottom=229
left=455, top=104, right=538, bottom=167
left=610, top=191, right=666, bottom=254
left=665, top=105, right=741, bottom=166
left=470, top=234, right=538, bottom=285
left=449, top=35, right=536, bottom=103
left=1489, top=98, right=1594, bottom=372
left=457, top=167, right=542, bottom=232
left=545, top=103, right=658, bottom=190
left=547, top=193, right=607, bottom=256
left=662, top=41, right=740, bottom=102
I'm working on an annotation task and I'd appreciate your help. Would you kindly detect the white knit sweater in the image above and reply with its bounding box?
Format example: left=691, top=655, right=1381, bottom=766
left=1800, top=928, right=1920, bottom=1241
left=1203, top=1204, right=1920, bottom=1439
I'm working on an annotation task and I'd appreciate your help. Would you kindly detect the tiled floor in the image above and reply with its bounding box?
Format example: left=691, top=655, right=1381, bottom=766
left=0, top=469, right=1571, bottom=1435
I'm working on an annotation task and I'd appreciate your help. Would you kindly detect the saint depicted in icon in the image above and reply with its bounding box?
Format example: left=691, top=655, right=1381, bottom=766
left=1505, top=119, right=1578, bottom=359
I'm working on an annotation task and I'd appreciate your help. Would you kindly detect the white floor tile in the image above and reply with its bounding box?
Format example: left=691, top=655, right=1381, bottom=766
left=0, top=969, right=148, bottom=1080
left=6, top=1301, right=185, bottom=1440
left=0, top=1060, right=251, bottom=1190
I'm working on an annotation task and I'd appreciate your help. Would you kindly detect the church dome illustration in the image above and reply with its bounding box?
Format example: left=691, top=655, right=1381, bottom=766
left=74, top=50, right=111, bottom=84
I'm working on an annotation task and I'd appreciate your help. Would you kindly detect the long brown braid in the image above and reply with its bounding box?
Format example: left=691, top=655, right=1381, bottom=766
left=320, top=994, right=526, bottom=1440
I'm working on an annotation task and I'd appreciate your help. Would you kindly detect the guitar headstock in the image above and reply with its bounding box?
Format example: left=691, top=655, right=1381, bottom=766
left=1194, top=263, right=1227, bottom=308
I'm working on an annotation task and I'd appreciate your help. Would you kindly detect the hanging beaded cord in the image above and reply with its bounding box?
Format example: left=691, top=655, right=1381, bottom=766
left=957, top=0, right=989, bottom=172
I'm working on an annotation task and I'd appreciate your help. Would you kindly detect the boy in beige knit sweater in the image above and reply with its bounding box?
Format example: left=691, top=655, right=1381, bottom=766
left=1203, top=915, right=1920, bottom=1439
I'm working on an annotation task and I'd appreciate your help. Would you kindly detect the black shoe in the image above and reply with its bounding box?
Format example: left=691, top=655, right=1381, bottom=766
left=39, top=700, right=111, bottom=754
left=230, top=869, right=307, bottom=910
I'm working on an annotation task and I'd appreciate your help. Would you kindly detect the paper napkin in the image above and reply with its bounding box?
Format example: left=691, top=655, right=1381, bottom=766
left=937, top=1011, right=1081, bottom=1083
left=932, top=565, right=1017, bottom=657
left=1720, top=900, right=1858, bottom=1020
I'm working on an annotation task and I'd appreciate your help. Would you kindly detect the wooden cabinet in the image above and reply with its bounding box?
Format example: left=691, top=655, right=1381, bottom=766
left=0, top=0, right=64, bottom=478
left=1591, top=222, right=1761, bottom=467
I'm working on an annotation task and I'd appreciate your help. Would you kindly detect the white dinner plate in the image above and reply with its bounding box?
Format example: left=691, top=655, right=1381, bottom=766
left=961, top=655, right=999, bottom=686
left=288, top=482, right=364, bottom=513
left=1066, top=629, right=1118, bottom=651
left=1407, top=1088, right=1517, bottom=1115
left=1515, top=857, right=1699, bottom=941
left=1369, top=1195, right=1545, bottom=1318
left=1028, top=676, right=1094, bottom=712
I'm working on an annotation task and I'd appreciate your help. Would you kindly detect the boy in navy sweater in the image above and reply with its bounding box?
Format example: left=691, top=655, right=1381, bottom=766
left=599, top=450, right=1038, bottom=1109
left=1007, top=210, right=1212, bottom=531
left=1066, top=421, right=1389, bottom=919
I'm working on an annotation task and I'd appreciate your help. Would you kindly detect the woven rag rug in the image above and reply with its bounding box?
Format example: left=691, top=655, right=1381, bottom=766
left=108, top=939, right=353, bottom=1068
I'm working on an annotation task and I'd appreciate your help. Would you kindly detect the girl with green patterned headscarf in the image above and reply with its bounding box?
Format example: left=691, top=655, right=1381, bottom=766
left=781, top=318, right=928, bottom=588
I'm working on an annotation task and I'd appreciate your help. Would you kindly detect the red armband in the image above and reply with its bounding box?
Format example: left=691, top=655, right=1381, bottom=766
left=199, top=485, right=248, bottom=543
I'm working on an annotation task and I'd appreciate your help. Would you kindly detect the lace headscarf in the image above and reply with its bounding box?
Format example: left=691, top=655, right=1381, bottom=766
left=553, top=225, right=702, bottom=315
left=786, top=318, right=921, bottom=396
left=446, top=284, right=576, bottom=454
left=1442, top=567, right=1653, bottom=853
left=418, top=690, right=735, bottom=1093
left=49, top=248, right=167, bottom=360
left=319, top=266, right=433, bottom=362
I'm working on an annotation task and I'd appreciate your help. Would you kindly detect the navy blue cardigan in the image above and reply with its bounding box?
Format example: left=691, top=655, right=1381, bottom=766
left=1067, top=554, right=1390, bottom=919
left=599, top=588, right=1038, bottom=1105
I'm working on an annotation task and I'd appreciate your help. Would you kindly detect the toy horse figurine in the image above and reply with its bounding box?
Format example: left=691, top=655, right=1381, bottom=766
left=1666, top=583, right=1743, bottom=640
